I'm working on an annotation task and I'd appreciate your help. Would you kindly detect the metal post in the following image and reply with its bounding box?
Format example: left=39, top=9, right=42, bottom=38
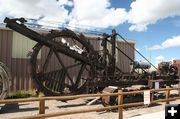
left=111, top=29, right=116, bottom=72
left=118, top=90, right=123, bottom=119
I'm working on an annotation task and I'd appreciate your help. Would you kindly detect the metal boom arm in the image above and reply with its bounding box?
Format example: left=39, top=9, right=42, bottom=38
left=4, top=17, right=90, bottom=64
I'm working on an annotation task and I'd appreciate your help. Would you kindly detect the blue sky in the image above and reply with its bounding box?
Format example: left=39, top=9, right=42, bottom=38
left=0, top=0, right=180, bottom=66
left=109, top=0, right=180, bottom=65
left=115, top=15, right=180, bottom=64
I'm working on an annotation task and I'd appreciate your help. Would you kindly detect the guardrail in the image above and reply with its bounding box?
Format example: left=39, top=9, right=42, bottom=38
left=0, top=87, right=180, bottom=119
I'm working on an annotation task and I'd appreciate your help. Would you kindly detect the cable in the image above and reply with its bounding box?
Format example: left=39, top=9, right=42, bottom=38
left=25, top=17, right=113, bottom=31
left=1, top=17, right=110, bottom=35
left=24, top=21, right=104, bottom=36
left=23, top=17, right=110, bottom=35
left=25, top=18, right=157, bottom=70
left=2, top=17, right=157, bottom=70
left=117, top=33, right=158, bottom=70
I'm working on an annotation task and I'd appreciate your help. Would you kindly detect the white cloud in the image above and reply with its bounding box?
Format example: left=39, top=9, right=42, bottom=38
left=148, top=35, right=180, bottom=50
left=170, top=58, right=175, bottom=63
left=68, top=0, right=127, bottom=29
left=154, top=55, right=165, bottom=67
left=155, top=55, right=165, bottom=65
left=129, top=24, right=147, bottom=32
left=1, top=0, right=180, bottom=32
left=0, top=0, right=71, bottom=25
left=154, top=55, right=177, bottom=67
left=152, top=55, right=168, bottom=70
left=58, top=0, right=73, bottom=6
left=0, top=0, right=127, bottom=29
left=127, top=0, right=180, bottom=31
left=68, top=0, right=180, bottom=31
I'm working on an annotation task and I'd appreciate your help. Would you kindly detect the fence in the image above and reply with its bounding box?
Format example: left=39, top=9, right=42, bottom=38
left=0, top=87, right=180, bottom=119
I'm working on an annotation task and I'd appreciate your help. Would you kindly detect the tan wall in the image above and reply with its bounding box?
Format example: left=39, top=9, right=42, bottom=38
left=0, top=29, right=35, bottom=91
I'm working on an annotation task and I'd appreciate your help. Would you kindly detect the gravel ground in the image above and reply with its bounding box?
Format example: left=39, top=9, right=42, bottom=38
left=0, top=91, right=180, bottom=119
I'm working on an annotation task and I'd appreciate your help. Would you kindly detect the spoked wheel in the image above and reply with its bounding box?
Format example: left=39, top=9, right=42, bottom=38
left=0, top=62, right=11, bottom=99
left=30, top=29, right=94, bottom=96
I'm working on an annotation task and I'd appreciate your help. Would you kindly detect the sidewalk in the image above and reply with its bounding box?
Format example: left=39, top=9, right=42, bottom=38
left=128, top=111, right=164, bottom=119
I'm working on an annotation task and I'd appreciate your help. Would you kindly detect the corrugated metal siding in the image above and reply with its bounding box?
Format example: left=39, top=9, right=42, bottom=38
left=0, top=29, right=35, bottom=92
left=0, top=29, right=135, bottom=92
left=0, top=29, right=12, bottom=68
left=11, top=31, right=39, bottom=91
left=12, top=32, right=38, bottom=58
left=116, top=41, right=135, bottom=73
left=10, top=59, right=33, bottom=91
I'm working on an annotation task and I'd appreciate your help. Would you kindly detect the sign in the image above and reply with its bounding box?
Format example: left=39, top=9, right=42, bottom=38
left=144, top=90, right=151, bottom=105
left=155, top=82, right=160, bottom=89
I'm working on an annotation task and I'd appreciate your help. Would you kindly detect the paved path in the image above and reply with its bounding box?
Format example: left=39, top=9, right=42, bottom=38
left=127, top=111, right=164, bottom=119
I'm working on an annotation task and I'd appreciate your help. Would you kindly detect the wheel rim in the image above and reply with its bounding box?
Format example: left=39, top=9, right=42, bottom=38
left=0, top=62, right=11, bottom=99
left=30, top=30, right=93, bottom=96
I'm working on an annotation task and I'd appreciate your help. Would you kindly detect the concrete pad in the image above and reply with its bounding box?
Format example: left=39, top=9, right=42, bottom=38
left=127, top=111, right=165, bottom=119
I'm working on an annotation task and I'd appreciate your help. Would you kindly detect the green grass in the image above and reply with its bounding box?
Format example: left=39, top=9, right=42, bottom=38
left=7, top=90, right=39, bottom=99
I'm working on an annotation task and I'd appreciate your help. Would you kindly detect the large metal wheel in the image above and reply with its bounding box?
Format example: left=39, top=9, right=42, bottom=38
left=0, top=62, right=11, bottom=99
left=30, top=29, right=94, bottom=96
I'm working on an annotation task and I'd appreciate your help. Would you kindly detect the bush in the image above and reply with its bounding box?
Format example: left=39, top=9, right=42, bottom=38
left=7, top=90, right=38, bottom=99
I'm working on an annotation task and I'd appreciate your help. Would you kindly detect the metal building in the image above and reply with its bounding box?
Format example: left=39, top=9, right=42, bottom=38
left=0, top=26, right=135, bottom=92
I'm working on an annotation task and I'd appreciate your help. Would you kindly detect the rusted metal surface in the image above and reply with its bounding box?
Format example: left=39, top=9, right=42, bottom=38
left=158, top=62, right=178, bottom=76
left=173, top=60, right=180, bottom=78
left=0, top=29, right=135, bottom=92
left=102, top=86, right=118, bottom=106
left=101, top=85, right=150, bottom=106
left=3, top=17, right=179, bottom=97
left=3, top=18, right=130, bottom=95
left=148, top=79, right=164, bottom=89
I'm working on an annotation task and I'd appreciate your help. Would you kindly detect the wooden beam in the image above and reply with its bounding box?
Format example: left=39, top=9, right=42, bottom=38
left=118, top=90, right=123, bottom=119
left=1, top=87, right=179, bottom=105
left=86, top=97, right=101, bottom=105
left=10, top=96, right=180, bottom=119
left=166, top=87, right=170, bottom=104
left=39, top=99, right=45, bottom=119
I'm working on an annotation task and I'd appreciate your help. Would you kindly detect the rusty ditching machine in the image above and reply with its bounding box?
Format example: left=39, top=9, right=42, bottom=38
left=1, top=18, right=179, bottom=103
